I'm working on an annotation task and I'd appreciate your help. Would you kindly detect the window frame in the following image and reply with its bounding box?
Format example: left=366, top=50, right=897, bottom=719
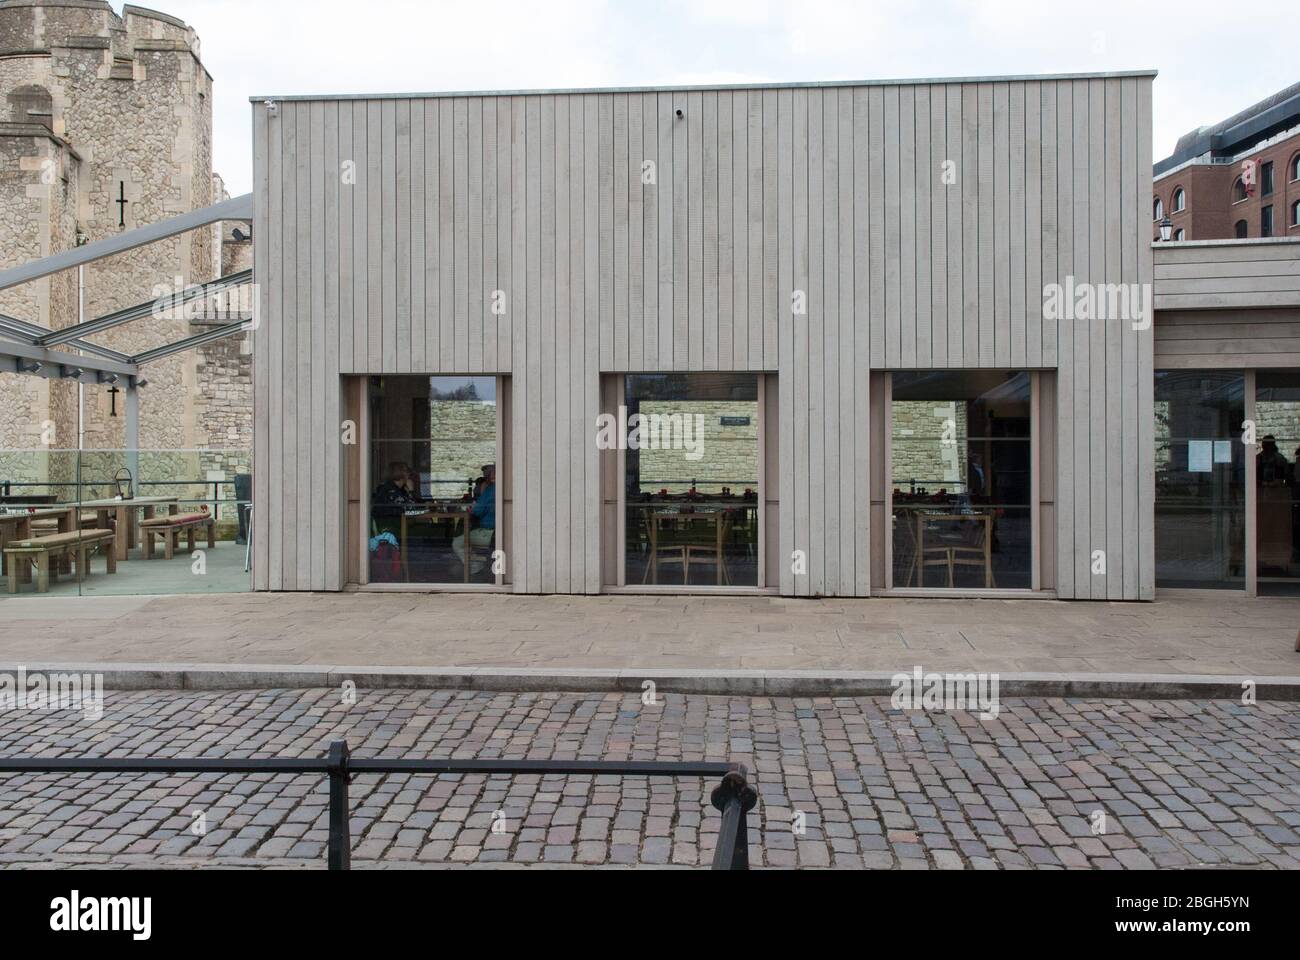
left=885, top=370, right=1040, bottom=596
left=1171, top=187, right=1186, bottom=212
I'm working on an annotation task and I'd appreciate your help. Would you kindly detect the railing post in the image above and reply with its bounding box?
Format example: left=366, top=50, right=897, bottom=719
left=326, top=740, right=351, bottom=871
left=710, top=764, right=758, bottom=871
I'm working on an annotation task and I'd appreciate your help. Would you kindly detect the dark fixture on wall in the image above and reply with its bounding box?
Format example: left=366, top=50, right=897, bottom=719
left=675, top=108, right=684, bottom=119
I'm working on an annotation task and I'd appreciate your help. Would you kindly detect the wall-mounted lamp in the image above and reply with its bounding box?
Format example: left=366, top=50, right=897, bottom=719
left=675, top=108, right=684, bottom=119
left=1158, top=217, right=1173, bottom=243
left=97, top=371, right=120, bottom=385
left=60, top=365, right=84, bottom=380
left=231, top=226, right=251, bottom=242
left=264, top=99, right=278, bottom=117
left=133, top=377, right=149, bottom=389
left=17, top=359, right=42, bottom=374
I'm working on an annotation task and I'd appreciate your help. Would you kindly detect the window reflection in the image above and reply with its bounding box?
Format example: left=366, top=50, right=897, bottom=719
left=891, top=371, right=1032, bottom=590
left=623, top=374, right=759, bottom=587
left=368, top=376, right=497, bottom=584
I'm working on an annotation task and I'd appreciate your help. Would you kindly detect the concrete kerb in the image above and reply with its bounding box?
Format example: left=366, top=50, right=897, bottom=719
left=4, top=662, right=1300, bottom=701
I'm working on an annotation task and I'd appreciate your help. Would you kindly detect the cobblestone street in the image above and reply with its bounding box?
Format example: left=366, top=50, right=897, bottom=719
left=1, top=689, right=1299, bottom=869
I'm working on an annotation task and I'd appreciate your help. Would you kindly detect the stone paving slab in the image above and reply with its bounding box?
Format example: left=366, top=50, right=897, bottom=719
left=1, top=688, right=1299, bottom=870
left=1, top=592, right=1297, bottom=681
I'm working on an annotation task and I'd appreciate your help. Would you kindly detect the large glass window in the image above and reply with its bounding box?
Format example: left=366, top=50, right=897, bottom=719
left=1154, top=371, right=1245, bottom=589
left=1255, top=370, right=1300, bottom=596
left=890, top=371, right=1032, bottom=590
left=623, top=373, right=759, bottom=587
left=368, top=376, right=497, bottom=585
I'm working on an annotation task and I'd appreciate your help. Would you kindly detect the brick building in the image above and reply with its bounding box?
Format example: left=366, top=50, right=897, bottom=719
left=1154, top=81, right=1300, bottom=241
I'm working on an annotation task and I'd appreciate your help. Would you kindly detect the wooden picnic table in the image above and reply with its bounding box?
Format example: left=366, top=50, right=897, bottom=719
left=0, top=507, right=79, bottom=582
left=75, top=496, right=180, bottom=561
left=399, top=504, right=472, bottom=582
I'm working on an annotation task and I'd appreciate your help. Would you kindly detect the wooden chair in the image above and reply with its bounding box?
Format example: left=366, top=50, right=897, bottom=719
left=893, top=511, right=921, bottom=587
left=641, top=510, right=688, bottom=584
left=915, top=513, right=995, bottom=588
left=452, top=515, right=495, bottom=581
left=685, top=511, right=735, bottom=585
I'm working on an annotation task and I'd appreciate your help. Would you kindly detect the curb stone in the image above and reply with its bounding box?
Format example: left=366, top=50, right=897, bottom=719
left=4, top=662, right=1299, bottom=701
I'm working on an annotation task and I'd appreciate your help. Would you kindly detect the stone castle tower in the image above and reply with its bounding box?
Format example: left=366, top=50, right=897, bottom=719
left=0, top=0, right=251, bottom=496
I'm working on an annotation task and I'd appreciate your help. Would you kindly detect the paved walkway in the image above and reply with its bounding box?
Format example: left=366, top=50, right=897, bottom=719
left=2, top=689, right=1298, bottom=869
left=1, top=592, right=1297, bottom=678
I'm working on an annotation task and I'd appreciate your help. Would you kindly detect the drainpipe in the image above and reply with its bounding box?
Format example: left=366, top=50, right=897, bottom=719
left=77, top=263, right=85, bottom=453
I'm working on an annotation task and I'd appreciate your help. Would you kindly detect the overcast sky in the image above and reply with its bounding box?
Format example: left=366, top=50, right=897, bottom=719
left=142, top=0, right=1297, bottom=197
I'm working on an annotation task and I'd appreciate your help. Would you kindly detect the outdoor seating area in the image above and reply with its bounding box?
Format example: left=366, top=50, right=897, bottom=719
left=0, top=478, right=248, bottom=598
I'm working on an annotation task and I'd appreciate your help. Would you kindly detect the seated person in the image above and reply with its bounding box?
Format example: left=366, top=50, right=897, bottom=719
left=453, top=463, right=496, bottom=576
left=373, top=461, right=421, bottom=518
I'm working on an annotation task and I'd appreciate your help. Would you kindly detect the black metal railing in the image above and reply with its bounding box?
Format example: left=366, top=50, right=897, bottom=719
left=0, top=741, right=758, bottom=870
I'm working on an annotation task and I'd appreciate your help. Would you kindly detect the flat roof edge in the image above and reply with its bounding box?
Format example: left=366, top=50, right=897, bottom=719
left=250, top=70, right=1158, bottom=104
left=1152, top=236, right=1300, bottom=248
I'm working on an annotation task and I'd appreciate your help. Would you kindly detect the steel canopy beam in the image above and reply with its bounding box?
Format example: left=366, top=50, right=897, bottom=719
left=37, top=269, right=254, bottom=347
left=0, top=312, right=132, bottom=363
left=0, top=337, right=139, bottom=379
left=0, top=193, right=253, bottom=293
left=131, top=320, right=249, bottom=365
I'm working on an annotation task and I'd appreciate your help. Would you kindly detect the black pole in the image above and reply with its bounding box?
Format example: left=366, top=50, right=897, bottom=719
left=326, top=740, right=351, bottom=871
left=710, top=765, right=757, bottom=870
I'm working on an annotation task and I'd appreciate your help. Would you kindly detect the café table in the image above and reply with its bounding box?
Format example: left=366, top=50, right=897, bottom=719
left=0, top=506, right=79, bottom=582
left=75, top=496, right=180, bottom=562
left=399, top=504, right=473, bottom=583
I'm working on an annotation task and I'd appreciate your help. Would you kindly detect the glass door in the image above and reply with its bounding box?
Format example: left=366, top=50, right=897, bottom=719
left=1154, top=371, right=1245, bottom=590
left=1255, top=370, right=1300, bottom=596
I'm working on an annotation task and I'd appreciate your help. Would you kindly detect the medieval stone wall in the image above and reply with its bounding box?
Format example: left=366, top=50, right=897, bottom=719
left=890, top=401, right=970, bottom=493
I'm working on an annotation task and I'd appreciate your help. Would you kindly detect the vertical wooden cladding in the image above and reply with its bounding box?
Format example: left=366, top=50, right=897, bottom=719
left=252, top=73, right=1154, bottom=598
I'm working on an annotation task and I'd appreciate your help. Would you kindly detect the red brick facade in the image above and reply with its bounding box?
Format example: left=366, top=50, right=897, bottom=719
left=1154, top=131, right=1300, bottom=241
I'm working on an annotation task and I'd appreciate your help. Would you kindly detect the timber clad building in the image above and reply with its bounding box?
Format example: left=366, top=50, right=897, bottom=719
left=250, top=71, right=1300, bottom=600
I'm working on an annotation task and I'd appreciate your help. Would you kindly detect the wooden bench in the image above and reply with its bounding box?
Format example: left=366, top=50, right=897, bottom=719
left=4, top=529, right=117, bottom=594
left=140, top=511, right=216, bottom=559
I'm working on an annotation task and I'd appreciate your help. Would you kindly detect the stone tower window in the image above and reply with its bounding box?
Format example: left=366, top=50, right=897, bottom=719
left=7, top=85, right=53, bottom=131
